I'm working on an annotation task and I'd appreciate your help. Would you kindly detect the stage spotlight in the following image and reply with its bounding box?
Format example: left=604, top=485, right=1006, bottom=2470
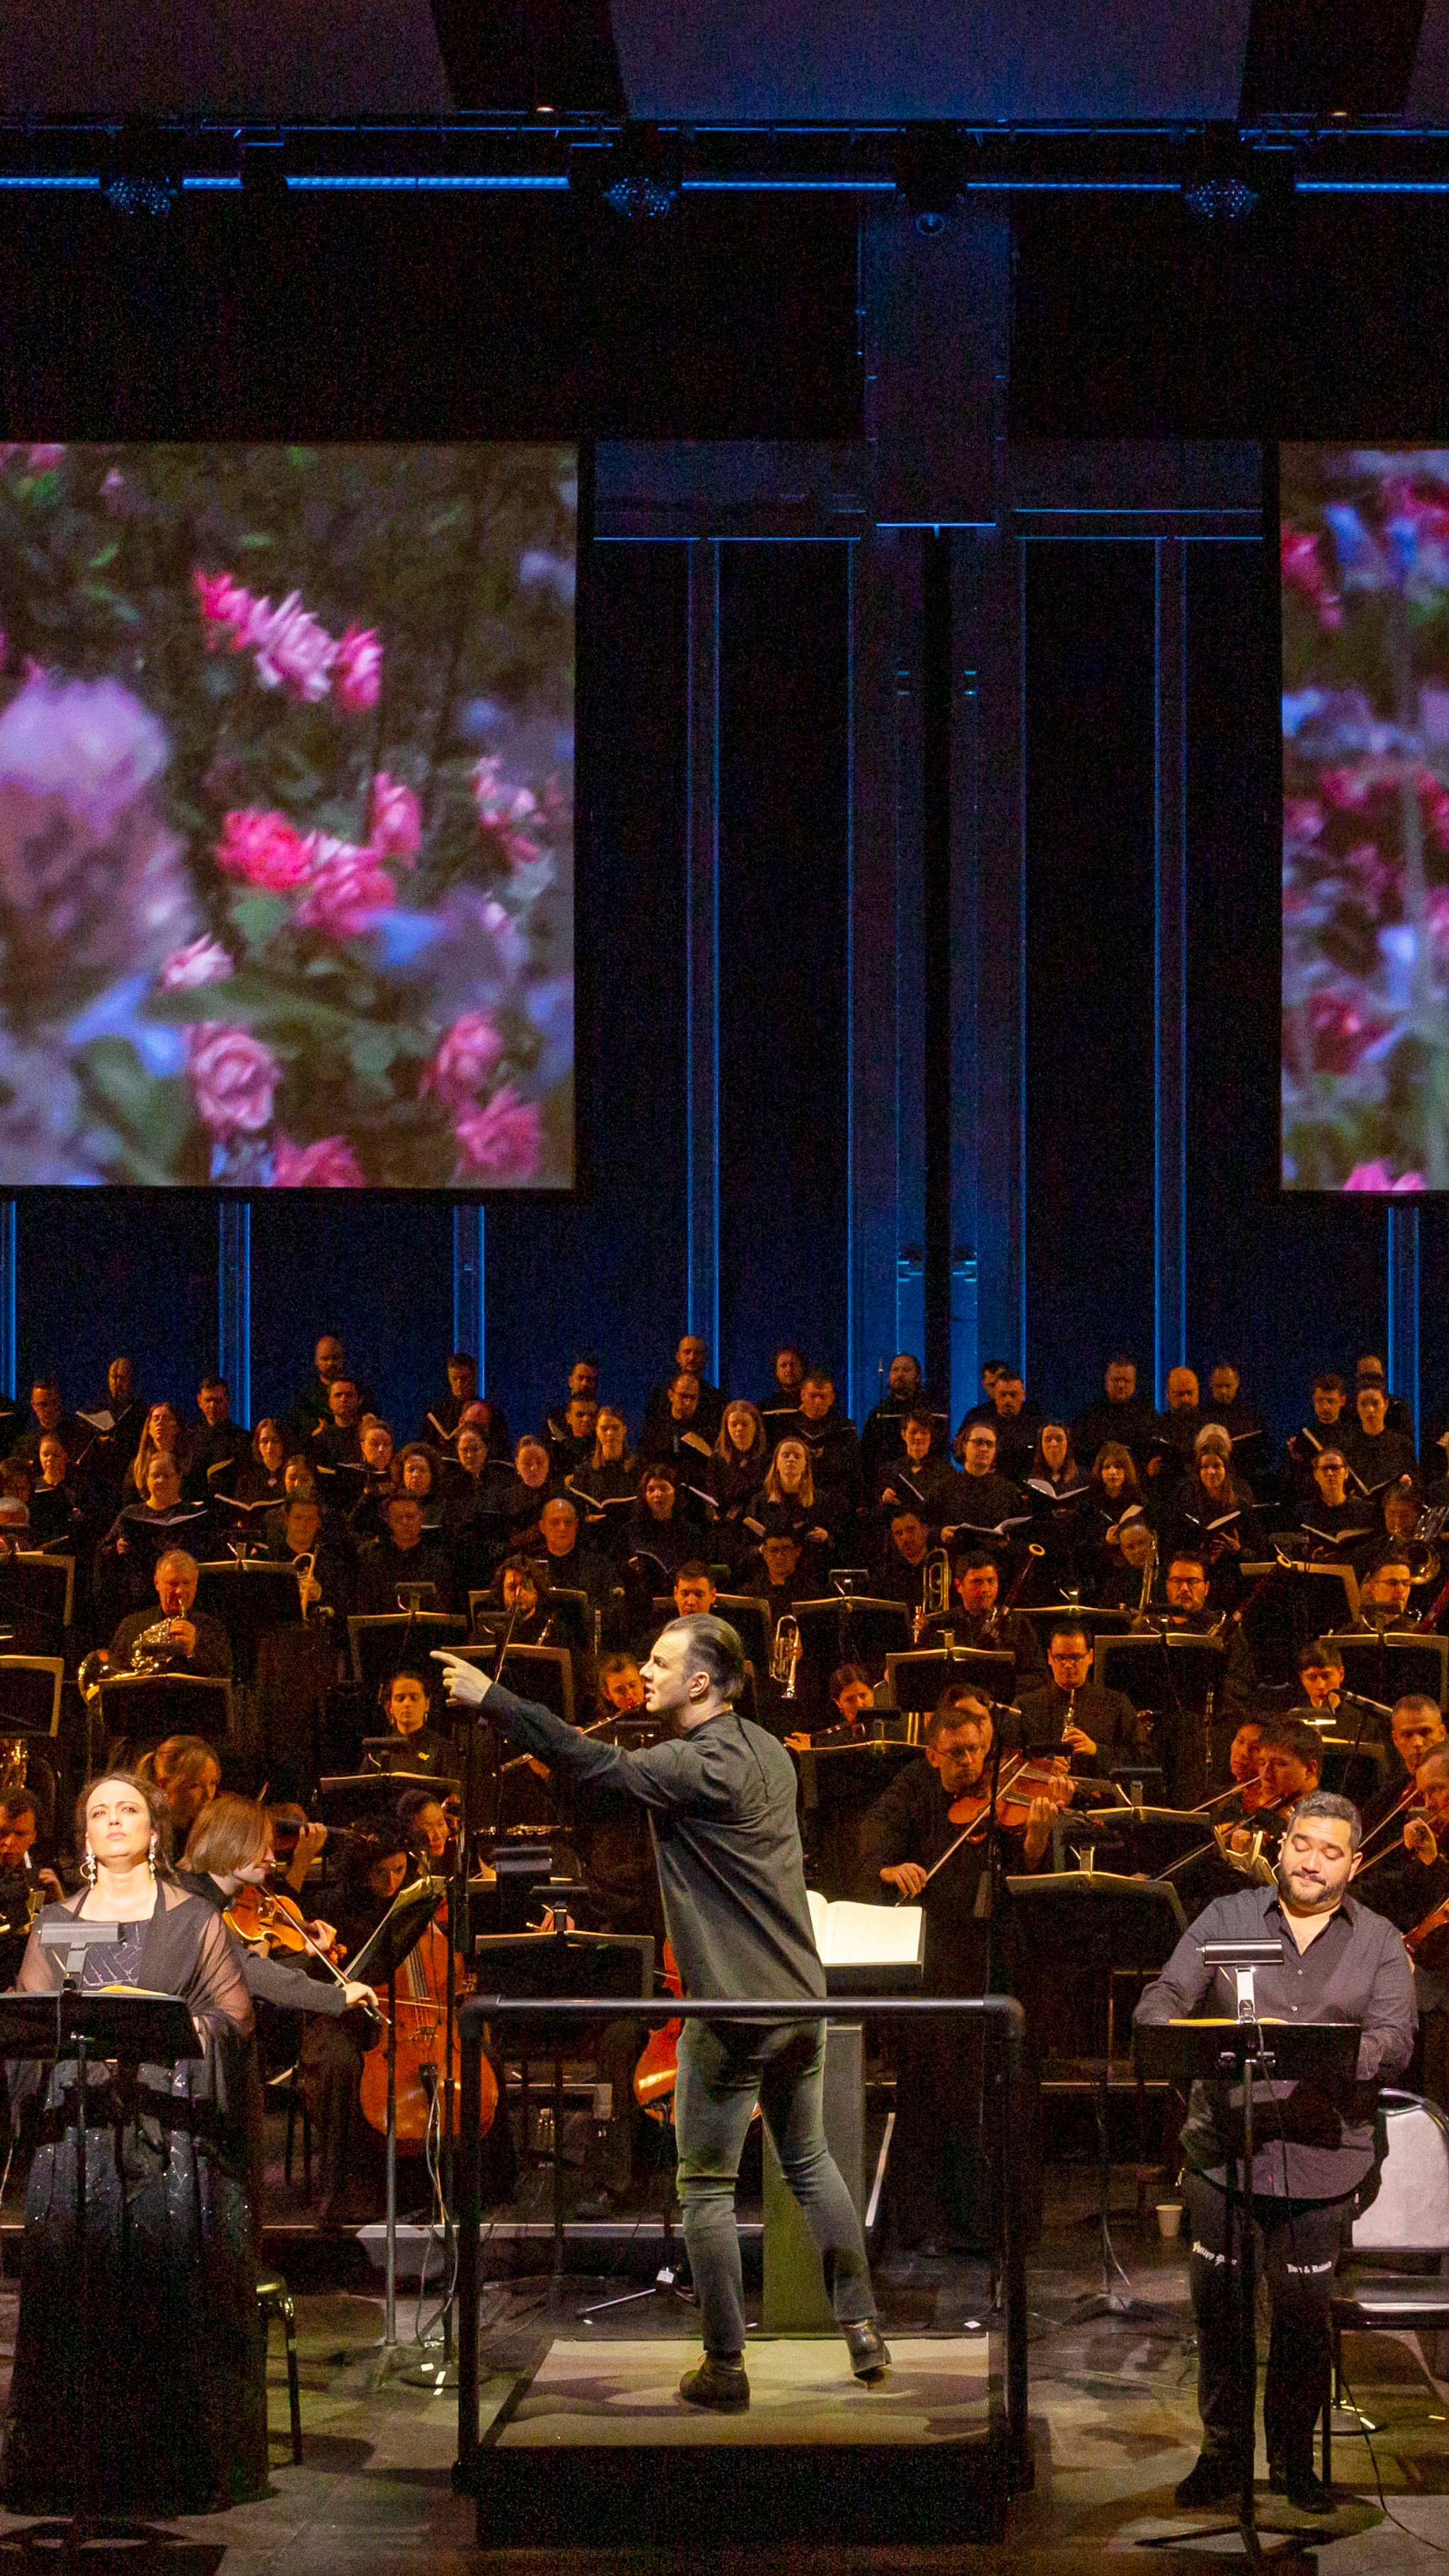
left=100, top=117, right=181, bottom=219
left=599, top=124, right=680, bottom=221
left=1182, top=171, right=1259, bottom=222
left=893, top=125, right=968, bottom=235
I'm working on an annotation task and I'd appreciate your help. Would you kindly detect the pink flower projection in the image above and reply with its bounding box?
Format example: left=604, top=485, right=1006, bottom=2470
left=158, top=936, right=233, bottom=990
left=471, top=755, right=545, bottom=868
left=216, top=808, right=313, bottom=891
left=294, top=839, right=396, bottom=938
left=420, top=1011, right=506, bottom=1110
left=454, top=1086, right=543, bottom=1180
left=368, top=771, right=421, bottom=862
left=272, top=1133, right=364, bottom=1187
left=1342, top=1163, right=1426, bottom=1191
left=185, top=1023, right=280, bottom=1135
left=192, top=570, right=383, bottom=711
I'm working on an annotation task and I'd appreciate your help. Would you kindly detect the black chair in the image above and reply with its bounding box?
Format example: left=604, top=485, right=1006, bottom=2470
left=1322, top=2091, right=1449, bottom=2481
left=256, top=2269, right=304, bottom=2464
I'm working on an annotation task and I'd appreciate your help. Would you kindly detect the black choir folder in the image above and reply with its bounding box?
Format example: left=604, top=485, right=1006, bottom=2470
left=806, top=1891, right=924, bottom=1994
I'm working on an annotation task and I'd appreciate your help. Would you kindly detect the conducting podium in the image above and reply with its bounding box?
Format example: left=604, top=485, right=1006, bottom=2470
left=762, top=1897, right=924, bottom=2333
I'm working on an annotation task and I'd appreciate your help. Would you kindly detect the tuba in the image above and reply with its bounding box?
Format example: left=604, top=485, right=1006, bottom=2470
left=770, top=1615, right=802, bottom=1700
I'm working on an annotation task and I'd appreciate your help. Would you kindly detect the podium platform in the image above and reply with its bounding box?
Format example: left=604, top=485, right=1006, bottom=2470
left=474, top=2335, right=998, bottom=2542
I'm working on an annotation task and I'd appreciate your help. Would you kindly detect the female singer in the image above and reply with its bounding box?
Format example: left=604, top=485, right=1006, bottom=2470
left=1087, top=1441, right=1149, bottom=1586
left=567, top=1406, right=638, bottom=1557
left=3, top=1772, right=267, bottom=2514
left=212, top=1415, right=292, bottom=1528
left=1161, top=1429, right=1263, bottom=1599
left=395, top=1442, right=446, bottom=1536
left=1024, top=1422, right=1092, bottom=1591
left=746, top=1439, right=838, bottom=1564
left=706, top=1401, right=768, bottom=1565
left=128, top=1400, right=195, bottom=1502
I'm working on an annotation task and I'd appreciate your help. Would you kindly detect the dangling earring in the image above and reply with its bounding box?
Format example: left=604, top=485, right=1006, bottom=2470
left=81, top=1845, right=96, bottom=1886
left=147, top=1832, right=158, bottom=1881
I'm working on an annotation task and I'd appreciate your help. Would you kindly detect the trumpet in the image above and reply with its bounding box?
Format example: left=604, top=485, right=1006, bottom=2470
left=770, top=1615, right=802, bottom=1699
left=913, top=1548, right=952, bottom=1642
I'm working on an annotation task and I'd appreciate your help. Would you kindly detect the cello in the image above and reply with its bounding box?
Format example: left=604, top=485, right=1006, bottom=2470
left=633, top=1940, right=683, bottom=2116
left=358, top=1878, right=498, bottom=2142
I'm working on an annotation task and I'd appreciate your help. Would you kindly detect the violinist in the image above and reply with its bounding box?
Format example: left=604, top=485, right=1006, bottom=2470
left=1018, top=1621, right=1138, bottom=1770
left=1363, top=1694, right=1447, bottom=1832
left=1212, top=1717, right=1270, bottom=1825
left=1247, top=1717, right=1323, bottom=1840
left=396, top=1787, right=454, bottom=1869
left=861, top=1689, right=1058, bottom=2271
left=920, top=1552, right=1045, bottom=1688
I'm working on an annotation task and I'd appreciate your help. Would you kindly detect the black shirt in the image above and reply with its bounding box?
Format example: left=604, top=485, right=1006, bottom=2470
left=1135, top=1884, right=1416, bottom=2197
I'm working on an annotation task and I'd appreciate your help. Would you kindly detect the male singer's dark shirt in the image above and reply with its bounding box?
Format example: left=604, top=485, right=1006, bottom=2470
left=1135, top=1884, right=1415, bottom=2196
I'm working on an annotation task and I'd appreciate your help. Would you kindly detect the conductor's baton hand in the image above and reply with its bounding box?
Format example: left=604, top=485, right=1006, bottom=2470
left=432, top=1649, right=490, bottom=1707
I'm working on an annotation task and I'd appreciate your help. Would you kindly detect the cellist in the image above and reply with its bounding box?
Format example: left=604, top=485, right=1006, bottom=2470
left=860, top=1686, right=1061, bottom=2290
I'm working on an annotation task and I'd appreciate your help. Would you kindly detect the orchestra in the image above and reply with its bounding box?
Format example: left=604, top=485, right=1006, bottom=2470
left=0, top=1333, right=1438, bottom=2497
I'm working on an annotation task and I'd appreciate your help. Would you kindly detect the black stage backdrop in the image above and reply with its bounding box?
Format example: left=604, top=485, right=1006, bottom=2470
left=3, top=187, right=1449, bottom=1437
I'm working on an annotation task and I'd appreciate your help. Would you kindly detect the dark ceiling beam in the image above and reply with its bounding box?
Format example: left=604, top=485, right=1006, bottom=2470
left=427, top=0, right=625, bottom=112
left=1240, top=0, right=1428, bottom=116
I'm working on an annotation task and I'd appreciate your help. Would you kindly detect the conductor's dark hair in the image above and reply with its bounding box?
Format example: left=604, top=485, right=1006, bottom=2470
left=1288, top=1789, right=1362, bottom=1852
left=664, top=1614, right=746, bottom=1702
left=1259, top=1715, right=1324, bottom=1771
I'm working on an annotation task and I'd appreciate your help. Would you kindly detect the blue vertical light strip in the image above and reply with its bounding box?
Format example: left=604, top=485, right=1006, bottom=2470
left=0, top=1199, right=16, bottom=1400
left=1017, top=539, right=1029, bottom=1381
left=845, top=539, right=858, bottom=1417
left=453, top=1202, right=486, bottom=1386
left=217, top=1202, right=252, bottom=1425
left=1152, top=540, right=1188, bottom=1406
left=684, top=540, right=722, bottom=1362
left=1386, top=1203, right=1421, bottom=1436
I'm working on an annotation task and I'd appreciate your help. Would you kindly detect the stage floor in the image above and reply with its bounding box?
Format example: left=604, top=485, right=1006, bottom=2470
left=0, top=2164, right=1441, bottom=2571
left=487, top=2334, right=989, bottom=2447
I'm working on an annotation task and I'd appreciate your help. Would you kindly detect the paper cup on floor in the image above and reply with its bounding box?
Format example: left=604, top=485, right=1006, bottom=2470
left=1156, top=2203, right=1184, bottom=2239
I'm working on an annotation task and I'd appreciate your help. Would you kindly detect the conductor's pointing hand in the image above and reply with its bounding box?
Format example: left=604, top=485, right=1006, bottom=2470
left=432, top=1650, right=489, bottom=1707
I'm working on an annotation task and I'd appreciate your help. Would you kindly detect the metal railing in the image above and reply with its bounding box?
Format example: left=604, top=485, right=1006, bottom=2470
left=457, top=1990, right=1029, bottom=2493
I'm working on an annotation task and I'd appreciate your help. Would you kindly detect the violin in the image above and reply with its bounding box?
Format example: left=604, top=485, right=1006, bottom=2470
left=224, top=1883, right=342, bottom=1965
left=946, top=1756, right=1070, bottom=1833
left=1407, top=1886, right=1449, bottom=1977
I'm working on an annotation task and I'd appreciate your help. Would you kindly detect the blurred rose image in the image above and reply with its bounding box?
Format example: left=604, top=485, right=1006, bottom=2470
left=1283, top=445, right=1449, bottom=1191
left=0, top=442, right=575, bottom=1185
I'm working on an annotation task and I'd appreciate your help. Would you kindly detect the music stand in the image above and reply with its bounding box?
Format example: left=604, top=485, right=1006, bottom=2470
left=445, top=1642, right=575, bottom=1722
left=11, top=1553, right=74, bottom=1632
left=195, top=1560, right=301, bottom=1683
left=2, top=1971, right=202, bottom=2534
left=96, top=1669, right=231, bottom=1751
left=1008, top=1872, right=1187, bottom=2318
left=1094, top=1633, right=1227, bottom=1808
left=884, top=1643, right=1015, bottom=1712
left=1320, top=1629, right=1448, bottom=1715
left=708, top=1594, right=772, bottom=1674
left=1017, top=1603, right=1131, bottom=1643
left=792, top=1596, right=911, bottom=1674
left=361, top=1736, right=461, bottom=1780
left=792, top=1738, right=920, bottom=1900
left=348, top=1613, right=467, bottom=1696
left=471, top=1926, right=654, bottom=2282
left=0, top=1656, right=63, bottom=1736
left=1134, top=2009, right=1360, bottom=2560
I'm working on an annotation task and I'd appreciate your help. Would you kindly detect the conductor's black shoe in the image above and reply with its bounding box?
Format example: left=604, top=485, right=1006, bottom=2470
left=679, top=2356, right=749, bottom=2412
left=1271, top=2464, right=1337, bottom=2516
left=844, top=2321, right=891, bottom=2382
left=1174, top=2454, right=1246, bottom=2508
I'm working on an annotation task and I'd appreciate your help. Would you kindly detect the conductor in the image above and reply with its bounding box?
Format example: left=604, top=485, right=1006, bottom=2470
left=1134, top=1790, right=1414, bottom=2514
left=434, top=1615, right=887, bottom=2412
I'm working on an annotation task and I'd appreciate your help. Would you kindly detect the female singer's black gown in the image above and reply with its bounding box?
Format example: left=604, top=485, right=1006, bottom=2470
left=1, top=1885, right=268, bottom=2514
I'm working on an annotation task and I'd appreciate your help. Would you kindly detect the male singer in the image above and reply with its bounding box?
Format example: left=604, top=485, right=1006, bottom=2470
left=434, top=1618, right=887, bottom=2411
left=1135, top=1791, right=1414, bottom=2514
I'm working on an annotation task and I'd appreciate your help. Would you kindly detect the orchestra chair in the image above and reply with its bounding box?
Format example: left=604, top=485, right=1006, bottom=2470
left=1321, top=2090, right=1449, bottom=2483
left=255, top=2269, right=304, bottom=2464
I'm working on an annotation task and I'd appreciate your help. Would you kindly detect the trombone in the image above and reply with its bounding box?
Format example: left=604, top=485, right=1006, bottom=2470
left=770, top=1615, right=802, bottom=1700
left=913, top=1549, right=952, bottom=1643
